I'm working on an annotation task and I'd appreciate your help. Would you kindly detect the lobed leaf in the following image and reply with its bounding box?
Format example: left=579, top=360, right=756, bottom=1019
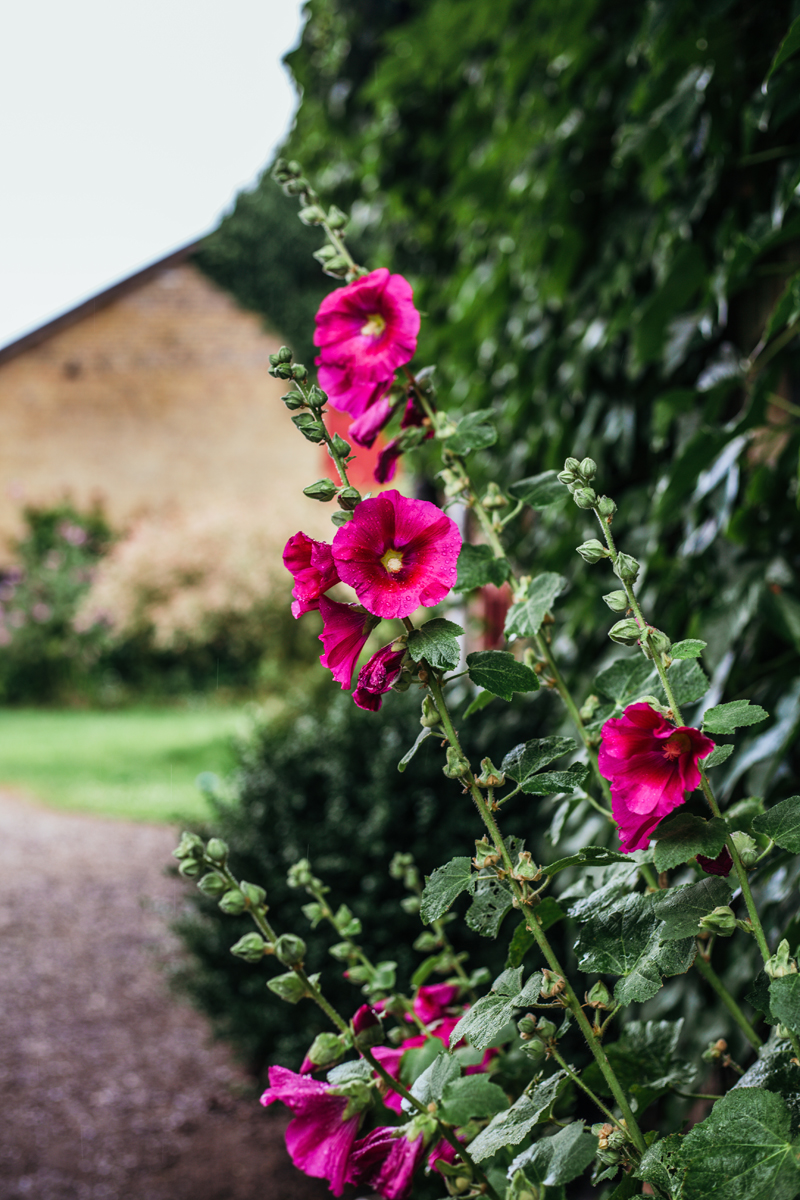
left=769, top=975, right=800, bottom=1035
left=466, top=650, right=539, bottom=700
left=702, top=699, right=769, bottom=735
left=504, top=573, right=567, bottom=639
left=652, top=812, right=729, bottom=871
left=447, top=409, right=498, bottom=455
left=468, top=1072, right=567, bottom=1162
left=703, top=744, right=734, bottom=768
left=407, top=618, right=464, bottom=671
left=544, top=845, right=629, bottom=877
left=508, top=470, right=566, bottom=509
left=520, top=762, right=590, bottom=795
left=508, top=1120, right=598, bottom=1186
left=753, top=796, right=800, bottom=852
left=454, top=543, right=512, bottom=592
left=439, top=1074, right=509, bottom=1126
left=501, top=736, right=576, bottom=783
left=655, top=877, right=733, bottom=940
left=658, top=659, right=709, bottom=706
left=670, top=639, right=707, bottom=660
left=466, top=875, right=514, bottom=937
left=408, top=1051, right=461, bottom=1107
left=594, top=658, right=658, bottom=708
left=420, top=857, right=473, bottom=923
left=449, top=967, right=542, bottom=1050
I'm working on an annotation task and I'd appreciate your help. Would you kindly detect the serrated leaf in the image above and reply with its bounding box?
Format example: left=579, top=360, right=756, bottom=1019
left=734, top=1040, right=799, bottom=1095
left=586, top=1020, right=695, bottom=1111
left=655, top=877, right=733, bottom=940
left=704, top=744, right=734, bottom=768
left=420, top=858, right=473, bottom=923
left=508, top=470, right=566, bottom=509
left=466, top=875, right=514, bottom=937
left=679, top=1088, right=800, bottom=1200
left=636, top=1134, right=684, bottom=1196
left=407, top=618, right=464, bottom=671
left=615, top=933, right=697, bottom=1007
left=439, top=1075, right=509, bottom=1126
left=501, top=736, right=576, bottom=782
left=448, top=967, right=524, bottom=1050
left=398, top=727, right=432, bottom=772
left=504, top=573, right=567, bottom=639
left=594, top=658, right=658, bottom=707
left=509, top=1120, right=598, bottom=1186
left=447, top=409, right=498, bottom=455
left=326, top=1059, right=373, bottom=1085
left=670, top=639, right=707, bottom=660
left=544, top=845, right=629, bottom=876
left=753, top=796, right=800, bottom=852
left=652, top=813, right=729, bottom=872
left=400, top=1037, right=442, bottom=1085
left=520, top=762, right=590, bottom=795
left=466, top=650, right=539, bottom=700
left=454, top=543, right=513, bottom=592
left=468, top=1072, right=567, bottom=1162
left=703, top=700, right=769, bottom=735
left=770, top=975, right=800, bottom=1035
left=464, top=689, right=497, bottom=718
left=408, top=1051, right=461, bottom=1108
left=658, top=659, right=709, bottom=706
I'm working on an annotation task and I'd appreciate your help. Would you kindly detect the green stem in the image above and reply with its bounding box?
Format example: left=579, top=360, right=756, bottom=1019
left=693, top=949, right=763, bottom=1051
left=767, top=392, right=800, bottom=420
left=549, top=1046, right=624, bottom=1129
left=639, top=862, right=660, bottom=890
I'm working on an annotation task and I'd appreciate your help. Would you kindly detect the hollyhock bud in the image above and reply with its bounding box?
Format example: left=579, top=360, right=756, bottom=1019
left=572, top=486, right=597, bottom=509
left=306, top=1032, right=348, bottom=1068
left=275, top=934, right=307, bottom=967
left=173, top=831, right=204, bottom=860
left=353, top=644, right=407, bottom=711
left=206, top=838, right=228, bottom=863
left=609, top=618, right=642, bottom=646
left=230, top=933, right=269, bottom=962
left=613, top=553, right=640, bottom=582
left=352, top=1004, right=385, bottom=1049
left=599, top=703, right=715, bottom=852
left=197, top=872, right=228, bottom=898
left=576, top=539, right=608, bottom=563
left=698, top=906, right=737, bottom=937
left=765, top=939, right=798, bottom=980
left=731, top=830, right=759, bottom=867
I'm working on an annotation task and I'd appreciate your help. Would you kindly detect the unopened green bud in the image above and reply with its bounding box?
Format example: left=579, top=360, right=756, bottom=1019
left=596, top=495, right=617, bottom=517
left=644, top=628, right=671, bottom=657
left=276, top=346, right=293, bottom=364
left=517, top=1014, right=538, bottom=1037
left=603, top=590, right=629, bottom=613
left=389, top=852, right=414, bottom=879
left=178, top=857, right=203, bottom=878
left=173, top=831, right=204, bottom=860
left=326, top=205, right=348, bottom=230
left=308, top=1031, right=348, bottom=1066
left=515, top=851, right=539, bottom=880
left=274, top=933, right=307, bottom=968
left=282, top=390, right=306, bottom=410
left=539, top=969, right=565, bottom=998
left=230, top=933, right=269, bottom=962
left=586, top=980, right=611, bottom=1009
left=613, top=553, right=640, bottom=583
left=698, top=906, right=737, bottom=937
left=476, top=757, right=505, bottom=787
left=292, top=412, right=324, bottom=443
left=520, top=1038, right=546, bottom=1067
left=206, top=838, right=228, bottom=864
left=563, top=457, right=581, bottom=474
left=474, top=837, right=499, bottom=869
left=765, top=938, right=798, bottom=980
left=534, top=1017, right=557, bottom=1042
left=572, top=486, right=597, bottom=509
left=322, top=254, right=351, bottom=276
left=337, top=487, right=362, bottom=511
left=271, top=362, right=294, bottom=379
left=731, top=831, right=759, bottom=868
left=507, top=1168, right=540, bottom=1200
left=576, top=539, right=608, bottom=563
left=291, top=363, right=308, bottom=381
left=306, top=384, right=327, bottom=408
left=267, top=971, right=308, bottom=1004
left=241, top=881, right=267, bottom=908
left=303, top=478, right=337, bottom=502
left=421, top=696, right=442, bottom=728
left=331, top=433, right=351, bottom=457
left=579, top=694, right=600, bottom=721
left=284, top=177, right=309, bottom=195
left=443, top=746, right=470, bottom=779
left=298, top=204, right=326, bottom=225
left=197, top=872, right=228, bottom=898
left=702, top=1037, right=729, bottom=1063
left=579, top=457, right=597, bottom=479
left=287, top=858, right=315, bottom=888
left=609, top=618, right=642, bottom=646
left=482, top=482, right=508, bottom=510
left=219, top=888, right=246, bottom=915
left=313, top=245, right=338, bottom=264
left=557, top=469, right=576, bottom=486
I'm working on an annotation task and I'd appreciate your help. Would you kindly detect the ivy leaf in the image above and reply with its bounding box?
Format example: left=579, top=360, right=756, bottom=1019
left=658, top=659, right=709, bottom=706
left=454, top=543, right=512, bottom=592
left=439, top=1075, right=510, bottom=1126
left=769, top=975, right=800, bottom=1034
left=704, top=744, right=734, bottom=768
left=466, top=650, right=539, bottom=700
left=508, top=1120, right=598, bottom=1186
left=521, top=763, right=590, bottom=795
left=464, top=689, right=497, bottom=718
left=594, top=658, right=658, bottom=708
left=466, top=875, right=514, bottom=937
left=544, top=846, right=629, bottom=876
left=504, top=573, right=567, bottom=639
left=447, top=409, right=497, bottom=455
left=407, top=618, right=464, bottom=671
left=670, top=639, right=707, bottom=660
left=679, top=1088, right=800, bottom=1199
left=408, top=1051, right=461, bottom=1108
left=652, top=813, right=729, bottom=872
left=752, top=796, right=800, bottom=852
left=655, top=877, right=733, bottom=940
left=502, top=737, right=576, bottom=782
left=420, top=857, right=473, bottom=923
left=508, top=470, right=566, bottom=509
left=397, top=727, right=432, bottom=773
left=702, top=700, right=769, bottom=735
left=467, top=1072, right=568, bottom=1162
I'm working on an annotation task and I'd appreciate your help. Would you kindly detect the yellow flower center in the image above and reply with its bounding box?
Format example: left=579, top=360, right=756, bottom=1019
left=360, top=312, right=387, bottom=338
left=381, top=548, right=404, bottom=574
left=663, top=731, right=692, bottom=760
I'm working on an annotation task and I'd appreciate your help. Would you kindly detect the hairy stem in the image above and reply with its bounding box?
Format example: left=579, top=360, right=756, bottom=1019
left=693, top=948, right=763, bottom=1051
left=549, top=1046, right=624, bottom=1130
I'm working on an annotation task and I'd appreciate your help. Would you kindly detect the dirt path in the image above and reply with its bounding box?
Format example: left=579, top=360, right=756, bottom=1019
left=0, top=791, right=330, bottom=1200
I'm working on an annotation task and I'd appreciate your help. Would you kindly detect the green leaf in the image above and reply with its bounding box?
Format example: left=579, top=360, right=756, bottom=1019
left=447, top=409, right=498, bottom=455
left=704, top=744, right=734, bottom=768
left=439, top=1074, right=510, bottom=1126
left=636, top=1134, right=684, bottom=1197
left=658, top=659, right=709, bottom=706
left=508, top=470, right=566, bottom=509
left=504, top=573, right=567, bottom=639
left=420, top=857, right=473, bottom=923
left=765, top=15, right=800, bottom=85
left=506, top=902, right=564, bottom=967
left=501, top=737, right=576, bottom=782
left=679, top=1088, right=800, bottom=1200
left=454, top=543, right=513, bottom=592
left=754, top=796, right=800, bottom=852
left=615, top=933, right=697, bottom=1008
left=467, top=1072, right=568, bottom=1162
left=745, top=971, right=777, bottom=1025
left=594, top=658, right=658, bottom=707
left=326, top=1059, right=373, bottom=1085
left=508, top=1120, right=598, bottom=1186
left=409, top=1051, right=461, bottom=1106
left=702, top=700, right=769, bottom=735
left=448, top=967, right=528, bottom=1050
left=652, top=813, right=729, bottom=872
left=520, top=763, right=590, bottom=795
left=410, top=954, right=445, bottom=989
left=464, top=689, right=497, bottom=718
left=407, top=618, right=464, bottom=671
left=586, top=1020, right=695, bottom=1112
left=735, top=1039, right=798, bottom=1094
left=466, top=650, right=539, bottom=700
left=655, top=877, right=733, bottom=940
left=543, top=845, right=629, bottom=876
left=400, top=1037, right=443, bottom=1085
left=466, top=875, right=514, bottom=937
left=670, top=639, right=707, bottom=660
left=769, top=975, right=800, bottom=1034
left=398, top=727, right=432, bottom=772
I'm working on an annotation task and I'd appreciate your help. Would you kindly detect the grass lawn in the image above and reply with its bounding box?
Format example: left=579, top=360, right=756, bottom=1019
left=0, top=703, right=274, bottom=823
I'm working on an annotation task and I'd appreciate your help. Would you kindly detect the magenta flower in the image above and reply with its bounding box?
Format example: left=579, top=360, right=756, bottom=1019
left=598, top=702, right=715, bottom=853
left=346, top=1127, right=427, bottom=1199
left=375, top=396, right=433, bottom=483
left=332, top=490, right=461, bottom=620
left=283, top=532, right=339, bottom=618
left=348, top=393, right=396, bottom=448
left=318, top=596, right=378, bottom=689
left=260, top=1065, right=361, bottom=1196
left=353, top=644, right=406, bottom=711
left=697, top=847, right=733, bottom=877
left=369, top=1045, right=407, bottom=1114
left=316, top=363, right=394, bottom=422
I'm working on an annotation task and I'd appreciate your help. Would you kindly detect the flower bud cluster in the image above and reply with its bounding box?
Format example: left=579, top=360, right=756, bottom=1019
left=272, top=159, right=353, bottom=278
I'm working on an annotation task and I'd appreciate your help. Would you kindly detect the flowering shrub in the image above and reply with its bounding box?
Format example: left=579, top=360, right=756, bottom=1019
left=174, top=23, right=800, bottom=1199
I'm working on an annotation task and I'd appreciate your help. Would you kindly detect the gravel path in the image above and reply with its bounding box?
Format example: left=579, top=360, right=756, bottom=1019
left=0, top=791, right=330, bottom=1200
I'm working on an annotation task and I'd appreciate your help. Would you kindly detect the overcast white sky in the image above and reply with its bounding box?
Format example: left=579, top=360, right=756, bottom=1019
left=0, top=0, right=306, bottom=349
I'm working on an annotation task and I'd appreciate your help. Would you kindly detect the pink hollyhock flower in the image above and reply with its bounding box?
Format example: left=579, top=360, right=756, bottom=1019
left=316, top=363, right=394, bottom=421
left=353, top=643, right=406, bottom=711
left=348, top=394, right=397, bottom=448
left=697, top=846, right=733, bottom=877
left=428, top=1136, right=464, bottom=1174
left=315, top=268, right=420, bottom=407
left=346, top=1126, right=427, bottom=1199
left=318, top=596, right=378, bottom=689
left=598, top=702, right=715, bottom=853
left=283, top=532, right=339, bottom=618
left=332, top=490, right=461, bottom=620
left=375, top=396, right=433, bottom=484
left=260, top=1065, right=361, bottom=1196
left=370, top=1045, right=407, bottom=1114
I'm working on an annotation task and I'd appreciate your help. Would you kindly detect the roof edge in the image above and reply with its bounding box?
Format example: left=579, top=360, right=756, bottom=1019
left=0, top=240, right=204, bottom=368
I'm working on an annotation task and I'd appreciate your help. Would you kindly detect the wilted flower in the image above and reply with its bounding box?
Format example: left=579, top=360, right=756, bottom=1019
left=283, top=532, right=340, bottom=618
left=353, top=643, right=406, bottom=711
left=318, top=596, right=378, bottom=688
left=331, top=490, right=461, bottom=620
left=697, top=846, right=734, bottom=877
left=598, top=702, right=715, bottom=852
